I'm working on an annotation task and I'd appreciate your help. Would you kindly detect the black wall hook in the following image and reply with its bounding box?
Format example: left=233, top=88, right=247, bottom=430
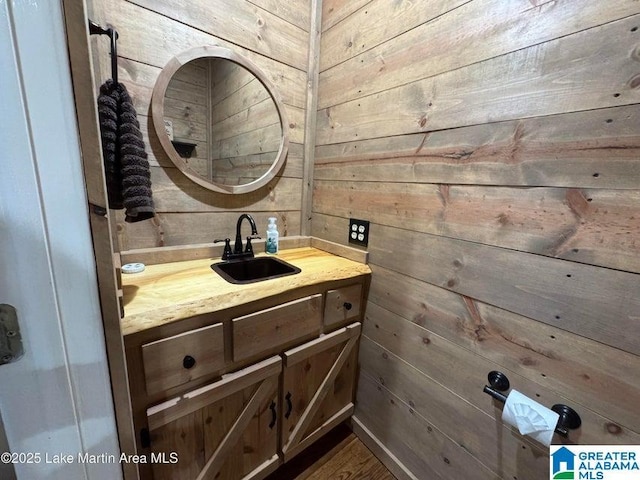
left=88, top=19, right=119, bottom=84
left=482, top=371, right=582, bottom=438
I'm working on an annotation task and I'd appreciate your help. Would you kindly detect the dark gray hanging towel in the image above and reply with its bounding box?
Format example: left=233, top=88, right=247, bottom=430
left=97, top=79, right=155, bottom=222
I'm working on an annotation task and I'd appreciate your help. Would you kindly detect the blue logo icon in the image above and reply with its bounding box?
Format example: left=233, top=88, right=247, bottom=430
left=551, top=446, right=576, bottom=479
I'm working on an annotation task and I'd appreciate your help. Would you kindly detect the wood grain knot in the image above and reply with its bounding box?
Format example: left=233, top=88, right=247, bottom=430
left=497, top=213, right=511, bottom=226
left=606, top=423, right=623, bottom=435
left=447, top=279, right=457, bottom=288
left=628, top=73, right=640, bottom=89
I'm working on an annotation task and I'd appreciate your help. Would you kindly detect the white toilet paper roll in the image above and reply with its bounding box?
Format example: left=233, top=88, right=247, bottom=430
left=502, top=389, right=560, bottom=446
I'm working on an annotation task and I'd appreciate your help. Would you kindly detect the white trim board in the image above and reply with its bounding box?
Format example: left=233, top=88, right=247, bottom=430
left=0, top=0, right=121, bottom=478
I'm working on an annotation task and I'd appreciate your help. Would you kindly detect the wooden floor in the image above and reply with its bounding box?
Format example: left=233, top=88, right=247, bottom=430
left=265, top=424, right=397, bottom=480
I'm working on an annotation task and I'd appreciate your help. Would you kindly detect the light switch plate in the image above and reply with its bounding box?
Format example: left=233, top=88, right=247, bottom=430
left=348, top=218, right=370, bottom=247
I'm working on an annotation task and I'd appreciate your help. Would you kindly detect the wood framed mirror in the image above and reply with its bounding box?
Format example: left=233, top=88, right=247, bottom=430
left=151, top=46, right=289, bottom=194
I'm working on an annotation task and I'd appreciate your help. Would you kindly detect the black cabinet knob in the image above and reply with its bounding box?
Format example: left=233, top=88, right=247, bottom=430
left=183, top=355, right=196, bottom=369
left=343, top=302, right=353, bottom=311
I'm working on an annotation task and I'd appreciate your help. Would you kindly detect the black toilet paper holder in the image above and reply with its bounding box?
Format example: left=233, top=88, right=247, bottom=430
left=483, top=371, right=582, bottom=438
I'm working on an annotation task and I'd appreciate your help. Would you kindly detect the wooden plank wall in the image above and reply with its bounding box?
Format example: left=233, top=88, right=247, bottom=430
left=163, top=58, right=211, bottom=179
left=88, top=0, right=311, bottom=249
left=209, top=59, right=282, bottom=185
left=313, top=2, right=640, bottom=479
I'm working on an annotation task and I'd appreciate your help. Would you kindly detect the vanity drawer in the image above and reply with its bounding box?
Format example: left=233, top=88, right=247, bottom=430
left=233, top=294, right=322, bottom=362
left=324, top=284, right=362, bottom=327
left=142, top=323, right=225, bottom=395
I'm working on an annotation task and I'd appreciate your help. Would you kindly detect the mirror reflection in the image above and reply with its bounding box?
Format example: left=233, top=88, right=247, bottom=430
left=163, top=57, right=282, bottom=186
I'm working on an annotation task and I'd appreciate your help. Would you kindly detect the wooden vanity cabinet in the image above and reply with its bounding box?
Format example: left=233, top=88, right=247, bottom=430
left=125, top=277, right=368, bottom=480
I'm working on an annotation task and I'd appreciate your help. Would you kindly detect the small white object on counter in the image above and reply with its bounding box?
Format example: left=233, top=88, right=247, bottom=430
left=122, top=263, right=145, bottom=274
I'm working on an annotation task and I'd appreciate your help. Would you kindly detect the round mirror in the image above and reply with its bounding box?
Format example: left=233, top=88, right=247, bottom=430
left=151, top=46, right=289, bottom=194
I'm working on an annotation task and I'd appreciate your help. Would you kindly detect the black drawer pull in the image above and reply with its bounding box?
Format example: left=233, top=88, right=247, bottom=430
left=269, top=401, right=277, bottom=429
left=343, top=302, right=353, bottom=311
left=285, top=392, right=293, bottom=419
left=183, top=355, right=196, bottom=369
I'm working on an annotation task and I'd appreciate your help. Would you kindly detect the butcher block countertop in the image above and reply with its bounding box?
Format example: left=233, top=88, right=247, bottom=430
left=121, top=246, right=371, bottom=336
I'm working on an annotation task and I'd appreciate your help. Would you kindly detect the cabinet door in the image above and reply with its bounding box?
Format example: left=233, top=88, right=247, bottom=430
left=146, top=356, right=282, bottom=480
left=281, top=322, right=361, bottom=462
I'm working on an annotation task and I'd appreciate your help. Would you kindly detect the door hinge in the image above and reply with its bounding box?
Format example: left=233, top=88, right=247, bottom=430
left=0, top=304, right=23, bottom=365
left=90, top=203, right=107, bottom=217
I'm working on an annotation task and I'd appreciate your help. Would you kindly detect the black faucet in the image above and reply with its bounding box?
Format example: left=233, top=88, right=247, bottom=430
left=234, top=213, right=259, bottom=257
left=213, top=213, right=260, bottom=260
left=214, top=214, right=260, bottom=261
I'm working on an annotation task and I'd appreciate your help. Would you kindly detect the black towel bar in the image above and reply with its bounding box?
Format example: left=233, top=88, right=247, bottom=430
left=88, top=19, right=119, bottom=84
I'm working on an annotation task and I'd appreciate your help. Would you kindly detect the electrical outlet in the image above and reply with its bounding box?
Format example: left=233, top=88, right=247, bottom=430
left=348, top=218, right=370, bottom=247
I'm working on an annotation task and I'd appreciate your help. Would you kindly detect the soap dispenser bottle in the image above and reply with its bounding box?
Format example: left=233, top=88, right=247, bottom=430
left=265, top=217, right=279, bottom=254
